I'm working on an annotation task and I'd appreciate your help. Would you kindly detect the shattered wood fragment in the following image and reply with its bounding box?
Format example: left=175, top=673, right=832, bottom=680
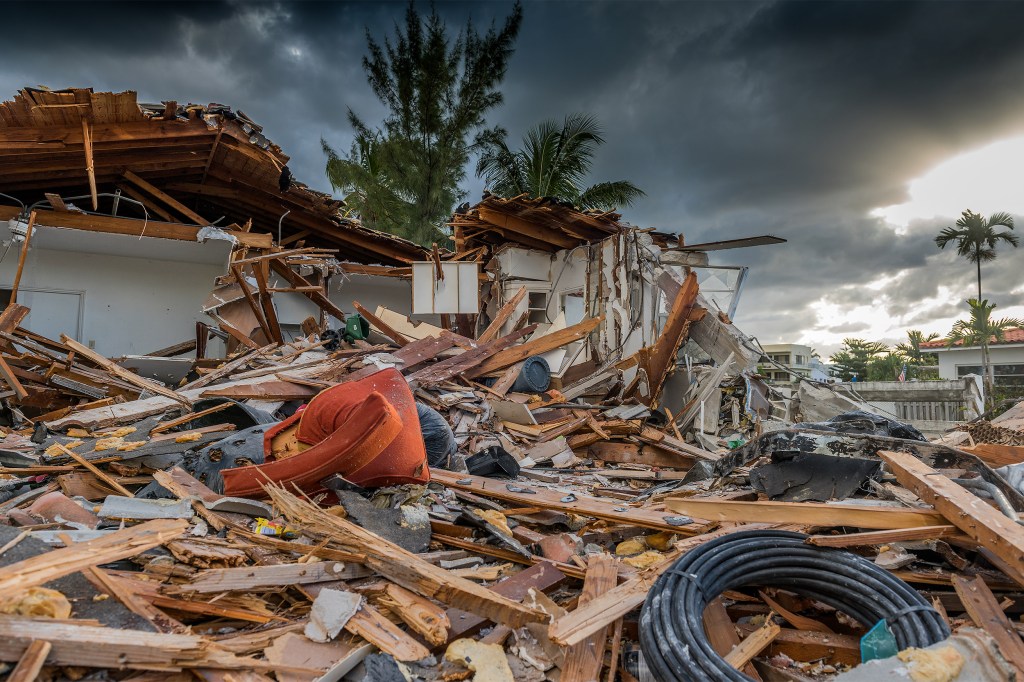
left=951, top=574, right=1024, bottom=673
left=0, top=518, right=187, bottom=599
left=368, top=581, right=452, bottom=646
left=724, top=616, right=781, bottom=670
left=6, top=640, right=51, bottom=682
left=478, top=286, right=527, bottom=343
left=703, top=597, right=761, bottom=680
left=560, top=554, right=619, bottom=682
left=465, top=316, right=604, bottom=378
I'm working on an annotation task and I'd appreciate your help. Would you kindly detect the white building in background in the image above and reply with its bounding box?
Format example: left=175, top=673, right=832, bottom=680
left=920, top=329, right=1024, bottom=394
left=758, top=343, right=834, bottom=384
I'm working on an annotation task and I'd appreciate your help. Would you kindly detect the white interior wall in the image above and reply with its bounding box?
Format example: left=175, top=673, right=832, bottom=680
left=1, top=232, right=229, bottom=357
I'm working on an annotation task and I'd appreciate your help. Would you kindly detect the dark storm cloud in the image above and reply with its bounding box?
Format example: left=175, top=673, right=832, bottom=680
left=3, top=0, right=1024, bottom=351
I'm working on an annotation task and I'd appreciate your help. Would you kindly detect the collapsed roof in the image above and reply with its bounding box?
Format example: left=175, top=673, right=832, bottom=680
left=0, top=87, right=425, bottom=265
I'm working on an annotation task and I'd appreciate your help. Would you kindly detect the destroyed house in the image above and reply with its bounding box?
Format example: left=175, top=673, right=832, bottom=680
left=0, top=87, right=426, bottom=358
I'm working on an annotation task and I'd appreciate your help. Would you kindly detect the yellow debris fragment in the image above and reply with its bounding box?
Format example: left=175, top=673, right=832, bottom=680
left=621, top=550, right=663, bottom=569
left=45, top=440, right=83, bottom=456
left=474, top=508, right=513, bottom=536
left=116, top=440, right=148, bottom=451
left=615, top=537, right=647, bottom=556
left=94, top=437, right=125, bottom=451
left=0, top=587, right=72, bottom=619
left=105, top=427, right=137, bottom=438
left=896, top=645, right=965, bottom=682
left=445, top=638, right=514, bottom=682
left=174, top=431, right=203, bottom=443
left=67, top=428, right=92, bottom=438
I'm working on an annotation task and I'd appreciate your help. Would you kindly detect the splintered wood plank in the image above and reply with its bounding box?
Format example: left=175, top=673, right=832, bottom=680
left=806, top=525, right=965, bottom=548
left=167, top=561, right=369, bottom=594
left=268, top=487, right=548, bottom=630
left=61, top=335, right=190, bottom=406
left=344, top=599, right=431, bottom=662
left=7, top=640, right=51, bottom=682
left=352, top=301, right=409, bottom=346
left=635, top=270, right=701, bottom=404
left=406, top=326, right=537, bottom=386
left=367, top=582, right=451, bottom=646
left=465, top=315, right=604, bottom=378
left=952, top=574, right=1024, bottom=673
left=200, top=380, right=315, bottom=401
left=725, top=618, right=781, bottom=670
left=478, top=285, right=527, bottom=343
left=704, top=598, right=761, bottom=680
left=664, top=497, right=946, bottom=530
left=0, top=518, right=187, bottom=599
left=878, top=450, right=1024, bottom=586
left=442, top=561, right=567, bottom=645
left=561, top=555, right=619, bottom=682
left=0, top=355, right=27, bottom=400
left=431, top=470, right=706, bottom=534
left=9, top=211, right=37, bottom=305
left=53, top=442, right=134, bottom=497
left=251, top=261, right=284, bottom=344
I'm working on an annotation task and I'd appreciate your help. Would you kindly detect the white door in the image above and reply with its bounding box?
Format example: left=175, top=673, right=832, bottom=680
left=16, top=289, right=83, bottom=341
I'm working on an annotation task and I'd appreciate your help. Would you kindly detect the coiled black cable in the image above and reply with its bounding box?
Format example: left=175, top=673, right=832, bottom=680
left=639, top=530, right=950, bottom=682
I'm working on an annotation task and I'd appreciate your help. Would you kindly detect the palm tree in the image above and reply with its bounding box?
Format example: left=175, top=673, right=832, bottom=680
left=946, top=298, right=1024, bottom=405
left=896, top=329, right=940, bottom=366
left=935, top=210, right=1019, bottom=301
left=476, top=113, right=645, bottom=211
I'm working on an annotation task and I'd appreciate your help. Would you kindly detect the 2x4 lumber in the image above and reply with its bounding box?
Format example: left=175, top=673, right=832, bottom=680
left=725, top=618, right=781, bottom=670
left=9, top=210, right=37, bottom=304
left=561, top=555, right=619, bottom=682
left=7, top=640, right=52, bottom=682
left=475, top=206, right=579, bottom=249
left=53, top=443, right=134, bottom=497
left=478, top=286, right=527, bottom=343
left=951, top=574, right=1024, bottom=673
left=0, top=355, right=27, bottom=400
left=352, top=301, right=409, bottom=346
left=268, top=486, right=548, bottom=629
left=251, top=262, right=283, bottom=344
left=167, top=561, right=367, bottom=594
left=664, top=497, right=946, bottom=530
left=806, top=525, right=965, bottom=548
left=431, top=470, right=704, bottom=534
left=878, top=450, right=1024, bottom=586
left=123, top=169, right=208, bottom=226
left=268, top=258, right=347, bottom=323
left=231, top=265, right=273, bottom=342
left=704, top=598, right=762, bottom=680
left=465, top=315, right=604, bottom=378
left=0, top=518, right=187, bottom=599
left=82, top=120, right=98, bottom=210
left=61, top=335, right=189, bottom=406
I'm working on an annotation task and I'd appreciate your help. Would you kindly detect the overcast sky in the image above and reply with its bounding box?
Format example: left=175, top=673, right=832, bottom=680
left=5, top=0, right=1024, bottom=357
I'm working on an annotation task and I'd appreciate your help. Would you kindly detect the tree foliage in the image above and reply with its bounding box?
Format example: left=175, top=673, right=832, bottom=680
left=946, top=298, right=1024, bottom=404
left=895, top=329, right=939, bottom=366
left=323, top=2, right=523, bottom=245
left=476, top=113, right=645, bottom=210
left=830, top=338, right=889, bottom=381
left=935, top=209, right=1018, bottom=301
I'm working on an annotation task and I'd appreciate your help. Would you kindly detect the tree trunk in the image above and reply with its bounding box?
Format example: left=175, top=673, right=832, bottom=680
left=977, top=259, right=983, bottom=302
left=982, top=340, right=995, bottom=409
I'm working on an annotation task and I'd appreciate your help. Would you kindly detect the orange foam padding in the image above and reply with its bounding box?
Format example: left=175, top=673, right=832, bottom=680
left=221, top=368, right=429, bottom=497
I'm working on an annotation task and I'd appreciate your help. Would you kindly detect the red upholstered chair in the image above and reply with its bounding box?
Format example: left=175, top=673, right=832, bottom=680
left=220, top=368, right=430, bottom=498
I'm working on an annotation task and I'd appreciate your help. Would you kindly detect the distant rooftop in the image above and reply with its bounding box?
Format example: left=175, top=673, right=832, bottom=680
left=921, top=328, right=1024, bottom=349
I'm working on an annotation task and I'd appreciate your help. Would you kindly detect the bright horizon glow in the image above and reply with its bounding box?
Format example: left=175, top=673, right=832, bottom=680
left=872, top=135, right=1024, bottom=230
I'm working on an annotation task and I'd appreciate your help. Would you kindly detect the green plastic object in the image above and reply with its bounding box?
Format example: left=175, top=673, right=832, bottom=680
left=344, top=314, right=370, bottom=342
left=861, top=619, right=899, bottom=662
left=727, top=438, right=746, bottom=450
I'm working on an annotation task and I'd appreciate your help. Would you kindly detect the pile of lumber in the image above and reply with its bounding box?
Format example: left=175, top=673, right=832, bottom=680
left=0, top=283, right=1020, bottom=681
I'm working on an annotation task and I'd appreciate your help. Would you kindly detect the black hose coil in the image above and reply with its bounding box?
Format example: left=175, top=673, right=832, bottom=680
left=639, top=530, right=950, bottom=682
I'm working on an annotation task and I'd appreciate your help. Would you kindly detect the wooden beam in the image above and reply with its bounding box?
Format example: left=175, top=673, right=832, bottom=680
left=478, top=285, right=527, bottom=343
left=952, top=574, right=1024, bottom=673
left=561, top=555, right=619, bottom=682
left=352, top=301, right=409, bottom=347
left=636, top=270, right=701, bottom=404
left=476, top=207, right=579, bottom=249
left=7, top=640, right=51, bottom=682
left=251, top=261, right=283, bottom=344
left=230, top=265, right=273, bottom=342
left=9, top=210, right=36, bottom=305
left=123, top=169, right=208, bottom=226
left=664, top=497, right=947, bottom=530
left=465, top=315, right=603, bottom=378
left=82, top=120, right=97, bottom=210
left=0, top=205, right=271, bottom=248
left=806, top=525, right=966, bottom=548
left=0, top=355, right=27, bottom=401
left=878, top=450, right=1024, bottom=586
left=431, top=470, right=706, bottom=534
left=115, top=182, right=176, bottom=222
left=61, top=335, right=190, bottom=406
left=725, top=618, right=781, bottom=670
left=704, top=598, right=761, bottom=680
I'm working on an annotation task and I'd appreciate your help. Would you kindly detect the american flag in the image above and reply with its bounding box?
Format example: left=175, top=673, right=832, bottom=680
left=898, top=364, right=907, bottom=382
